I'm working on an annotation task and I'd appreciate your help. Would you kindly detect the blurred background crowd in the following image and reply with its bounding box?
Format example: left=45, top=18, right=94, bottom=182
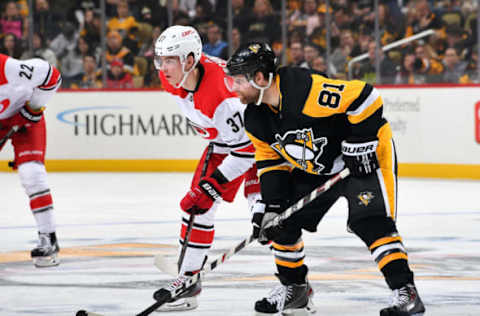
left=0, top=0, right=478, bottom=89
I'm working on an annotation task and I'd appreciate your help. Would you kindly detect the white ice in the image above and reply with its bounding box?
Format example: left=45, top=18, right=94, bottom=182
left=1, top=172, right=480, bottom=316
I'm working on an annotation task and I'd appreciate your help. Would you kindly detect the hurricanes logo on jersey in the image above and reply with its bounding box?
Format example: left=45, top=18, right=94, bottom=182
left=271, top=128, right=327, bottom=174
left=187, top=119, right=218, bottom=140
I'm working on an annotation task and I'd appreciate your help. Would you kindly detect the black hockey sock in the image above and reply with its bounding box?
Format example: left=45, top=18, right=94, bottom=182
left=381, top=259, right=414, bottom=290
left=277, top=265, right=308, bottom=285
left=349, top=216, right=414, bottom=290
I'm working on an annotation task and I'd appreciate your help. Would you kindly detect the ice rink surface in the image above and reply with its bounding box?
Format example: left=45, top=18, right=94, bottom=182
left=1, top=172, right=479, bottom=316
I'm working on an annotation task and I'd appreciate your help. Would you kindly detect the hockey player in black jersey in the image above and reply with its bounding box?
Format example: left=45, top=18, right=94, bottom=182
left=225, top=42, right=425, bottom=316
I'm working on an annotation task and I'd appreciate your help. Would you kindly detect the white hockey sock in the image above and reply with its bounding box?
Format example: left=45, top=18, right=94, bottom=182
left=180, top=247, right=208, bottom=274
left=33, top=209, right=56, bottom=234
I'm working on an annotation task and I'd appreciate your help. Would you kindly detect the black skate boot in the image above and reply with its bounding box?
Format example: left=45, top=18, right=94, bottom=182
left=30, top=232, right=60, bottom=268
left=155, top=272, right=201, bottom=312
left=255, top=274, right=316, bottom=315
left=380, top=283, right=425, bottom=316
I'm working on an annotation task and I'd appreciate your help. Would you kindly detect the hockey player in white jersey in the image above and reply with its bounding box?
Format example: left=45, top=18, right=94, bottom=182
left=0, top=54, right=62, bottom=267
left=153, top=25, right=261, bottom=311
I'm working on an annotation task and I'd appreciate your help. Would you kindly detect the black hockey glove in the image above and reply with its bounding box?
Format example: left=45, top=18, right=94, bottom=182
left=256, top=201, right=288, bottom=245
left=341, top=136, right=379, bottom=177
left=250, top=200, right=265, bottom=239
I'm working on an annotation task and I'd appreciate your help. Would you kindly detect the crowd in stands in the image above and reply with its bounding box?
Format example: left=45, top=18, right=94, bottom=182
left=0, top=0, right=478, bottom=89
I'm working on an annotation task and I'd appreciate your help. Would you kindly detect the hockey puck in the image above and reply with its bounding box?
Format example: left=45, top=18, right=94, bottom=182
left=76, top=310, right=88, bottom=316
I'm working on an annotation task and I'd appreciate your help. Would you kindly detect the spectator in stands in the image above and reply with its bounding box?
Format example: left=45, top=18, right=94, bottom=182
left=80, top=8, right=101, bottom=46
left=445, top=24, right=469, bottom=55
left=0, top=1, right=25, bottom=40
left=440, top=0, right=464, bottom=28
left=107, top=0, right=138, bottom=39
left=71, top=54, right=102, bottom=89
left=230, top=0, right=252, bottom=34
left=139, top=25, right=162, bottom=59
left=136, top=0, right=168, bottom=29
left=290, top=0, right=322, bottom=37
left=203, top=24, right=228, bottom=58
left=0, top=32, right=23, bottom=58
left=50, top=21, right=78, bottom=61
left=312, top=55, right=327, bottom=73
left=190, top=0, right=214, bottom=38
left=405, top=0, right=443, bottom=37
left=220, top=27, right=242, bottom=61
left=179, top=0, right=197, bottom=18
left=106, top=58, right=134, bottom=89
left=357, top=26, right=374, bottom=55
left=60, top=36, right=93, bottom=88
left=441, top=46, right=469, bottom=83
left=244, top=0, right=280, bottom=45
left=21, top=32, right=58, bottom=67
left=413, top=42, right=444, bottom=83
left=303, top=42, right=321, bottom=69
left=288, top=41, right=305, bottom=67
left=354, top=41, right=397, bottom=84
left=378, top=3, right=405, bottom=46
left=143, top=59, right=162, bottom=88
left=33, top=0, right=62, bottom=43
left=286, top=0, right=302, bottom=32
left=394, top=47, right=441, bottom=85
left=395, top=50, right=421, bottom=84
left=106, top=30, right=137, bottom=75
left=330, top=29, right=361, bottom=77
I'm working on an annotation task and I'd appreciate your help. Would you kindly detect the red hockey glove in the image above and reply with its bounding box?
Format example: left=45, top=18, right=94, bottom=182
left=180, top=176, right=224, bottom=215
left=9, top=103, right=44, bottom=129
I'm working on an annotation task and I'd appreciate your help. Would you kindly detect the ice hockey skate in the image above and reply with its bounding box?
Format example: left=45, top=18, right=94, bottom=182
left=380, top=283, right=425, bottom=316
left=255, top=274, right=316, bottom=316
left=31, top=232, right=60, bottom=268
left=155, top=273, right=201, bottom=312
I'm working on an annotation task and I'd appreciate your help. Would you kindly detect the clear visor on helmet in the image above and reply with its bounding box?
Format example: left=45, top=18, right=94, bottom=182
left=153, top=55, right=181, bottom=70
left=224, top=74, right=251, bottom=92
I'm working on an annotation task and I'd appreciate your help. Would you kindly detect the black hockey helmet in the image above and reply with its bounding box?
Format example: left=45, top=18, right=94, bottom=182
left=226, top=42, right=277, bottom=80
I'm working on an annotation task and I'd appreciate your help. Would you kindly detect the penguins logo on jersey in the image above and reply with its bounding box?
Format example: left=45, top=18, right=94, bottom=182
left=358, top=191, right=374, bottom=206
left=272, top=128, right=327, bottom=174
left=248, top=44, right=261, bottom=53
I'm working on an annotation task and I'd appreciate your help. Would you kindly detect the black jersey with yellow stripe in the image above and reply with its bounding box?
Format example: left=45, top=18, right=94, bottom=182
left=244, top=66, right=390, bottom=181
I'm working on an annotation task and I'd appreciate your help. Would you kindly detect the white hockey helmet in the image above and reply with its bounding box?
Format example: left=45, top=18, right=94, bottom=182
left=154, top=25, right=202, bottom=88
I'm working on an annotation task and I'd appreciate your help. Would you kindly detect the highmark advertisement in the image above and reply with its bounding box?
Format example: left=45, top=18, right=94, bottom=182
left=1, top=91, right=204, bottom=162
left=1, top=87, right=480, bottom=177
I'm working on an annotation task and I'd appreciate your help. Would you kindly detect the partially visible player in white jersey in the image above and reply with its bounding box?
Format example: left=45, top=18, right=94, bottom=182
left=0, top=53, right=62, bottom=267
left=154, top=25, right=261, bottom=311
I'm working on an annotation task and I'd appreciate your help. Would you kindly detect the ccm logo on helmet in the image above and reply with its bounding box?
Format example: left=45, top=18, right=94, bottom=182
left=182, top=30, right=193, bottom=37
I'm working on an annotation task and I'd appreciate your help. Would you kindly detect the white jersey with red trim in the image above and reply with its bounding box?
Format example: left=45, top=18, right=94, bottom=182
left=0, top=54, right=62, bottom=120
left=159, top=54, right=255, bottom=181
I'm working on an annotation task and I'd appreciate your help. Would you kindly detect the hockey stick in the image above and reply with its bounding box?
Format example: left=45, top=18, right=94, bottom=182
left=154, top=143, right=214, bottom=276
left=77, top=235, right=256, bottom=316
left=139, top=168, right=351, bottom=315
left=0, top=125, right=21, bottom=148
left=77, top=168, right=350, bottom=316
left=139, top=235, right=256, bottom=316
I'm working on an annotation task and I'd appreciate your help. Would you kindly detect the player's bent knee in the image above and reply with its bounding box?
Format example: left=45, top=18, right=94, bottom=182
left=18, top=161, right=49, bottom=195
left=348, top=215, right=398, bottom=246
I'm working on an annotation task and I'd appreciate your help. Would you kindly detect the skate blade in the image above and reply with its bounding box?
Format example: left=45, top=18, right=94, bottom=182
left=155, top=297, right=198, bottom=312
left=281, top=308, right=311, bottom=316
left=282, top=298, right=316, bottom=315
left=33, top=255, right=60, bottom=268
